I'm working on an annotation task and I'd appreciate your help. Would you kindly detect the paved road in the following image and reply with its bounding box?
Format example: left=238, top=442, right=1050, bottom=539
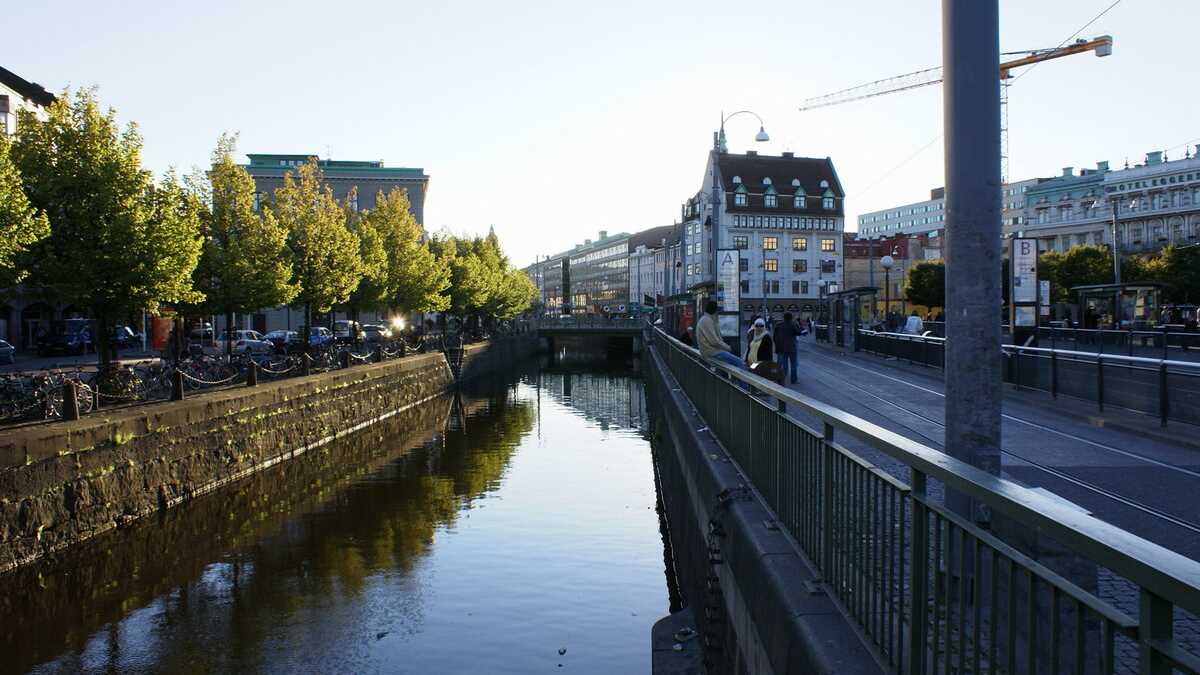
left=789, top=337, right=1200, bottom=563
left=0, top=350, right=160, bottom=375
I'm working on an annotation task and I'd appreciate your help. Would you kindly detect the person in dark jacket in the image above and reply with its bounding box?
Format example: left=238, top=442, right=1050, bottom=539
left=773, top=312, right=801, bottom=384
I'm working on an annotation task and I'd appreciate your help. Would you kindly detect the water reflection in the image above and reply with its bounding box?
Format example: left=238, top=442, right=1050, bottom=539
left=2, top=361, right=667, bottom=675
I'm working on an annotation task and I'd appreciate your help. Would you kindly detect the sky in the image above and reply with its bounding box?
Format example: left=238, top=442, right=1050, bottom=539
left=7, top=1, right=1198, bottom=268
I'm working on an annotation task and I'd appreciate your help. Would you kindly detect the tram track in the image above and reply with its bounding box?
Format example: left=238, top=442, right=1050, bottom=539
left=793, top=348, right=1200, bottom=538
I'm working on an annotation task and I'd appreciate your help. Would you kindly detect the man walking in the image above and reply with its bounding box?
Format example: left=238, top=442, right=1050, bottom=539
left=774, top=312, right=801, bottom=384
left=696, top=300, right=746, bottom=370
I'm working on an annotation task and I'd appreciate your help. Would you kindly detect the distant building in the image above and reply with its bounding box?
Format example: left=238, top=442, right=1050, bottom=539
left=858, top=178, right=1036, bottom=240
left=242, top=154, right=429, bottom=226
left=525, top=231, right=631, bottom=315
left=0, top=65, right=54, bottom=138
left=681, top=150, right=846, bottom=321
left=0, top=67, right=57, bottom=348
left=842, top=233, right=934, bottom=317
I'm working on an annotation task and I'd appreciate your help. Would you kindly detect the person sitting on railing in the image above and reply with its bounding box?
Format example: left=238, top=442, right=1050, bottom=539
left=696, top=300, right=746, bottom=370
left=903, top=311, right=925, bottom=335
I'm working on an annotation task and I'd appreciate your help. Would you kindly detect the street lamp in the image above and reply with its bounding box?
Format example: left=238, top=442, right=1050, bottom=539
left=880, top=254, right=895, bottom=330
left=711, top=110, right=770, bottom=308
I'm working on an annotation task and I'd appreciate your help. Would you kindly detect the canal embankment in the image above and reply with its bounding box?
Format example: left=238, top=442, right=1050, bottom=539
left=646, top=345, right=884, bottom=675
left=0, top=337, right=535, bottom=574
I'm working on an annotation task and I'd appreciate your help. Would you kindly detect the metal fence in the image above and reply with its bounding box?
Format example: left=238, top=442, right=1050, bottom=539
left=651, top=326, right=1200, bottom=674
left=533, top=315, right=646, bottom=331
left=852, top=330, right=1200, bottom=426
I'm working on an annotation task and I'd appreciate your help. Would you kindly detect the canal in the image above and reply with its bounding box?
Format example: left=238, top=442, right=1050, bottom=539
left=0, top=358, right=674, bottom=675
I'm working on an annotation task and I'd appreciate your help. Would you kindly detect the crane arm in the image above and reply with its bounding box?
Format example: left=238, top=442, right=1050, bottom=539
left=797, top=35, right=1113, bottom=111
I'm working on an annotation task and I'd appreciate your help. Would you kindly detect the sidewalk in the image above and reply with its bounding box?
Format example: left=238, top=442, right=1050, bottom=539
left=0, top=350, right=160, bottom=374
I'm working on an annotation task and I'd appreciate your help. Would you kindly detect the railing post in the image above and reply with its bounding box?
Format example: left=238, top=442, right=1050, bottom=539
left=62, top=380, right=80, bottom=421
left=1050, top=348, right=1058, bottom=399
left=1097, top=354, right=1104, bottom=412
left=171, top=370, right=185, bottom=401
left=339, top=350, right=351, bottom=369
left=302, top=353, right=312, bottom=376
left=821, top=422, right=835, bottom=580
left=1139, top=589, right=1173, bottom=675
left=1159, top=361, right=1168, bottom=427
left=909, top=469, right=929, bottom=675
left=247, top=361, right=258, bottom=387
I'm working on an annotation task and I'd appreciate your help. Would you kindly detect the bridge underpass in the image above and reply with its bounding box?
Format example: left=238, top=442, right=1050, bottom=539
left=645, top=327, right=1200, bottom=675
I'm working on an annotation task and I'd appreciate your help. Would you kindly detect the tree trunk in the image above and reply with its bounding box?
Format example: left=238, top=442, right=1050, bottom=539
left=225, top=310, right=235, bottom=360
left=95, top=312, right=113, bottom=369
left=303, top=303, right=312, bottom=357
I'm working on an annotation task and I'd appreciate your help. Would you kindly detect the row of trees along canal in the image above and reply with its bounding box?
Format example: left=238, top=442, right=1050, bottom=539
left=901, top=243, right=1200, bottom=311
left=0, top=89, right=537, bottom=364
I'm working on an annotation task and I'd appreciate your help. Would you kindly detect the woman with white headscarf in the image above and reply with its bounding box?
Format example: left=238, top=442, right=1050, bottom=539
left=744, top=318, right=774, bottom=367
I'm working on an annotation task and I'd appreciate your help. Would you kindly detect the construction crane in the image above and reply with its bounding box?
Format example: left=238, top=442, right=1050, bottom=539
left=798, top=36, right=1113, bottom=180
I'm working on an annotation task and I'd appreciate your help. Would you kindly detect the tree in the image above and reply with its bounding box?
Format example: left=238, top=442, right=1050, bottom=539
left=363, top=188, right=449, bottom=314
left=0, top=135, right=48, bottom=288
left=1052, top=245, right=1113, bottom=303
left=272, top=159, right=361, bottom=348
left=191, top=134, right=298, bottom=354
left=11, top=88, right=204, bottom=365
left=487, top=268, right=538, bottom=320
left=904, top=259, right=945, bottom=310
left=1157, top=245, right=1200, bottom=304
left=344, top=188, right=391, bottom=318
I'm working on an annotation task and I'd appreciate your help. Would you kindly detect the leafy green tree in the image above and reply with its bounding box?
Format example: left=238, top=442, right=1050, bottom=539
left=11, top=89, right=204, bottom=364
left=1156, top=245, right=1200, bottom=303
left=1052, top=245, right=1113, bottom=304
left=487, top=268, right=538, bottom=320
left=367, top=188, right=450, bottom=314
left=191, top=134, right=298, bottom=354
left=904, top=259, right=945, bottom=310
left=0, top=135, right=48, bottom=288
left=344, top=188, right=391, bottom=318
left=272, top=159, right=362, bottom=348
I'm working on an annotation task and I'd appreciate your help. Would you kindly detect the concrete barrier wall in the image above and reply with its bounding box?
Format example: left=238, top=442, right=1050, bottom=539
left=0, top=336, right=537, bottom=574
left=645, top=347, right=883, bottom=675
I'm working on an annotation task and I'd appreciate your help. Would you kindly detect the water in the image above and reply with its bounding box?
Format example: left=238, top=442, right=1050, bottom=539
left=0, top=362, right=670, bottom=675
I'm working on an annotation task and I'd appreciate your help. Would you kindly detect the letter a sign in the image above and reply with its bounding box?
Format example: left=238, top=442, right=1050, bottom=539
left=717, top=249, right=740, bottom=311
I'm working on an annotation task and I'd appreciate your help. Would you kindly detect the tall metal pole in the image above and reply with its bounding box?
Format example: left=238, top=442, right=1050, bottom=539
left=1110, top=198, right=1122, bottom=284
left=943, top=0, right=1003, bottom=520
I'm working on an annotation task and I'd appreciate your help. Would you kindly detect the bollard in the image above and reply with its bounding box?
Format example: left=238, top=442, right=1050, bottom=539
left=374, top=345, right=383, bottom=362
left=62, top=380, right=80, bottom=421
left=171, top=370, right=185, bottom=401
left=302, top=353, right=312, bottom=376
left=247, top=361, right=258, bottom=387
left=339, top=350, right=351, bottom=369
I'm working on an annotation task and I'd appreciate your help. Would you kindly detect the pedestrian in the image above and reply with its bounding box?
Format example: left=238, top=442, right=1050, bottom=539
left=773, top=312, right=801, bottom=384
left=903, top=311, right=924, bottom=335
left=696, top=300, right=746, bottom=370
left=744, top=318, right=775, bottom=367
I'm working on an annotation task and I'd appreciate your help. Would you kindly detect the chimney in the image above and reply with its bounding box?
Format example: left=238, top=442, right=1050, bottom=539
left=1194, top=144, right=1200, bottom=157
left=745, top=150, right=758, bottom=156
left=781, top=151, right=794, bottom=158
left=1062, top=167, right=1074, bottom=177
left=1097, top=160, right=1109, bottom=172
left=584, top=239, right=592, bottom=246
left=1146, top=151, right=1163, bottom=165
left=599, top=230, right=608, bottom=240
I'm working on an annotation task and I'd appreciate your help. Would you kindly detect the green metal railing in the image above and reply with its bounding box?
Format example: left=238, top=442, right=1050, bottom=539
left=651, top=327, right=1200, bottom=674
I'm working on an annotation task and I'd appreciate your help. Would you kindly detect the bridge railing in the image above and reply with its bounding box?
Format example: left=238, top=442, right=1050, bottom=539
left=533, top=315, right=646, bottom=331
left=651, top=326, right=1200, bottom=674
left=855, top=329, right=1200, bottom=426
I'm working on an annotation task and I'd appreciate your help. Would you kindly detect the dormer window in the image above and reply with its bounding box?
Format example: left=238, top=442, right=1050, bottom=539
left=819, top=180, right=830, bottom=189
left=732, top=176, right=742, bottom=184
left=791, top=179, right=801, bottom=187
left=823, top=197, right=834, bottom=210
left=765, top=194, right=777, bottom=208
left=794, top=186, right=807, bottom=209
left=734, top=183, right=748, bottom=206
left=762, top=177, right=772, bottom=185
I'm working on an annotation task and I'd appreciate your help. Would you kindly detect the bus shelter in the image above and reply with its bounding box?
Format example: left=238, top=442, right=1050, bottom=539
left=1073, top=283, right=1163, bottom=330
left=824, top=286, right=879, bottom=350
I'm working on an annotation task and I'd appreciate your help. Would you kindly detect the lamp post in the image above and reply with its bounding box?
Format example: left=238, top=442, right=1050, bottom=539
left=880, top=254, right=895, bottom=330
left=1110, top=197, right=1122, bottom=284
left=711, top=111, right=769, bottom=305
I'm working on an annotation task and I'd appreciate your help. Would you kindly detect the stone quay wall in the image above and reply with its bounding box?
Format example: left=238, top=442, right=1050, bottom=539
left=0, top=336, right=536, bottom=573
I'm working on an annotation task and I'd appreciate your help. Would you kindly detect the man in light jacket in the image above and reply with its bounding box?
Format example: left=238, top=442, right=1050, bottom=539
left=696, top=300, right=746, bottom=370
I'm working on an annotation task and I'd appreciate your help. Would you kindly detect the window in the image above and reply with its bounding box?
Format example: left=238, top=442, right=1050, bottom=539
left=794, top=195, right=806, bottom=208
left=820, top=238, right=836, bottom=252
left=252, top=192, right=261, bottom=212
left=734, top=192, right=747, bottom=206
left=823, top=197, right=834, bottom=210
left=763, top=237, right=778, bottom=250
left=793, top=259, right=807, bottom=273
left=770, top=280, right=780, bottom=294
left=792, top=237, right=807, bottom=251
left=792, top=280, right=800, bottom=294
left=765, top=194, right=777, bottom=208
left=764, top=258, right=778, bottom=272
left=821, top=260, right=836, bottom=274
left=739, top=258, right=749, bottom=272
left=801, top=281, right=809, bottom=294
left=733, top=235, right=748, bottom=249
left=740, top=280, right=750, bottom=293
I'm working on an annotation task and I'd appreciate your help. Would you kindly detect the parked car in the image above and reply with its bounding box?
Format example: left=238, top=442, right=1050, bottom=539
left=309, top=326, right=334, bottom=348
left=264, top=330, right=305, bottom=354
left=362, top=324, right=391, bottom=343
left=333, top=320, right=363, bottom=344
left=0, top=339, right=14, bottom=364
left=36, top=319, right=93, bottom=356
left=219, top=329, right=274, bottom=355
